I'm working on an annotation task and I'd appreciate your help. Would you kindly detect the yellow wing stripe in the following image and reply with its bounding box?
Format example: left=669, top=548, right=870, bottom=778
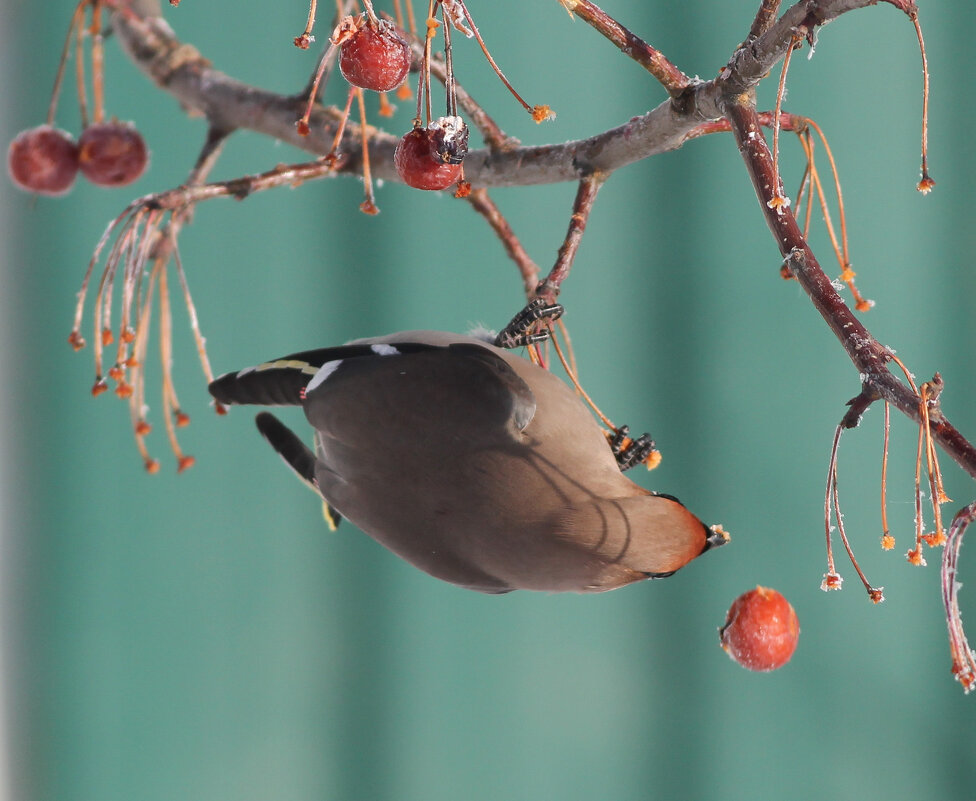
left=255, top=359, right=319, bottom=375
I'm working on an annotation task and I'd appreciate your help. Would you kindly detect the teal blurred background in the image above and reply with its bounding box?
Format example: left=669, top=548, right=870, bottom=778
left=2, top=1, right=975, bottom=799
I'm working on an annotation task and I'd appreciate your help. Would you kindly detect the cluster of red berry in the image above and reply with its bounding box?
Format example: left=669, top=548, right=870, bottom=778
left=328, top=7, right=466, bottom=193
left=8, top=121, right=147, bottom=196
left=6, top=1, right=148, bottom=197
left=301, top=0, right=551, bottom=200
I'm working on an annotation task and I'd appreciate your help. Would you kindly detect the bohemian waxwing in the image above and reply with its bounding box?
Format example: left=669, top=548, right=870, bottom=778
left=209, top=305, right=727, bottom=593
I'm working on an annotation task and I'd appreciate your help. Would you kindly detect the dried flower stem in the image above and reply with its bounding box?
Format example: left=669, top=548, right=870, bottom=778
left=768, top=36, right=799, bottom=210
left=450, top=0, right=549, bottom=120
left=911, top=12, right=934, bottom=193
left=880, top=401, right=893, bottom=549
left=295, top=0, right=318, bottom=48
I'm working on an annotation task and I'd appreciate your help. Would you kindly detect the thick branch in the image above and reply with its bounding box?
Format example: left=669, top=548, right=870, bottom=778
left=110, top=0, right=891, bottom=187
left=723, top=96, right=976, bottom=481
left=465, top=189, right=540, bottom=296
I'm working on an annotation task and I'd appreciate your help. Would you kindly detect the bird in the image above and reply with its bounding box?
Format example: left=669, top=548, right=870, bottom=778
left=208, top=303, right=727, bottom=594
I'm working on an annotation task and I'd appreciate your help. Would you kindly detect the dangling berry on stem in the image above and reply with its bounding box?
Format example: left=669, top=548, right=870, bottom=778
left=335, top=15, right=411, bottom=93
left=7, top=125, right=80, bottom=196
left=394, top=116, right=467, bottom=191
left=78, top=121, right=149, bottom=187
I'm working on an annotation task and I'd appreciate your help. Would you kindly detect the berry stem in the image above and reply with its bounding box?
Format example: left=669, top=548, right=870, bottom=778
left=295, top=0, right=318, bottom=49
left=769, top=36, right=798, bottom=210
left=414, top=40, right=514, bottom=151
left=880, top=401, right=893, bottom=548
left=297, top=40, right=339, bottom=136
left=823, top=424, right=842, bottom=586
left=75, top=5, right=90, bottom=129
left=171, top=235, right=218, bottom=390
left=441, top=2, right=457, bottom=118
left=355, top=87, right=379, bottom=214
left=326, top=86, right=356, bottom=162
left=90, top=0, right=105, bottom=124
left=361, top=0, right=380, bottom=27
left=450, top=0, right=538, bottom=118
left=421, top=0, right=438, bottom=125
left=911, top=12, right=934, bottom=193
left=48, top=0, right=90, bottom=126
left=157, top=263, right=190, bottom=469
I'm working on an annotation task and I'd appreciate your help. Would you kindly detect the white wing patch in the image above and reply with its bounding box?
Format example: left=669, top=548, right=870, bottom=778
left=306, top=359, right=343, bottom=393
left=370, top=343, right=400, bottom=356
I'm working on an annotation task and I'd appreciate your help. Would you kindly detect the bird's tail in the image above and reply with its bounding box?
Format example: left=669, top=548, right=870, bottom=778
left=209, top=347, right=349, bottom=407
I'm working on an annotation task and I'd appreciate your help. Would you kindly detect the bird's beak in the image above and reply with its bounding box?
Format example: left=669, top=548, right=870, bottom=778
left=703, top=523, right=731, bottom=553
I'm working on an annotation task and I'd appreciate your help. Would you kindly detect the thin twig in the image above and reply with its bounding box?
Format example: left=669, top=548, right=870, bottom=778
left=943, top=502, right=976, bottom=693
left=558, top=0, right=690, bottom=96
left=723, top=97, right=976, bottom=481
left=465, top=188, right=540, bottom=297
left=747, top=0, right=783, bottom=41
left=536, top=173, right=606, bottom=303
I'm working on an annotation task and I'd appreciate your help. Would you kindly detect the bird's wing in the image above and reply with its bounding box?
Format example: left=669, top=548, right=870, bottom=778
left=210, top=343, right=438, bottom=407
left=302, top=341, right=537, bottom=445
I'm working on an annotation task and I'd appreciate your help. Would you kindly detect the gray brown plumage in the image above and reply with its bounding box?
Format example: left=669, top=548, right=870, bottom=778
left=209, top=331, right=726, bottom=593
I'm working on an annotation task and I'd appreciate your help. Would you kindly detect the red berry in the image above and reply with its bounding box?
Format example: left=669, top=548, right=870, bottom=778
left=394, top=118, right=467, bottom=191
left=78, top=121, right=149, bottom=187
left=338, top=19, right=411, bottom=93
left=7, top=125, right=79, bottom=196
left=719, top=586, right=799, bottom=672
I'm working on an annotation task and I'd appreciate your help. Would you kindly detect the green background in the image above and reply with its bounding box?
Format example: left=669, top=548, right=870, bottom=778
left=2, top=1, right=974, bottom=799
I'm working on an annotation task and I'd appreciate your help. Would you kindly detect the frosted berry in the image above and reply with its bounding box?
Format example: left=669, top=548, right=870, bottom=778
left=394, top=117, right=468, bottom=191
left=7, top=125, right=80, bottom=196
left=338, top=19, right=411, bottom=93
left=719, top=586, right=799, bottom=672
left=78, top=121, right=149, bottom=187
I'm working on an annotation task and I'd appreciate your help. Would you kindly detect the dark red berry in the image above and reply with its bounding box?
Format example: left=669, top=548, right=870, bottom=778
left=719, top=586, right=799, bottom=672
left=338, top=19, right=411, bottom=93
left=394, top=121, right=465, bottom=191
left=7, top=125, right=79, bottom=196
left=78, top=121, right=149, bottom=187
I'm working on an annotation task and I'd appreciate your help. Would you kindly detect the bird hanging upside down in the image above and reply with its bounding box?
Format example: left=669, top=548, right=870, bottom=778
left=208, top=302, right=728, bottom=593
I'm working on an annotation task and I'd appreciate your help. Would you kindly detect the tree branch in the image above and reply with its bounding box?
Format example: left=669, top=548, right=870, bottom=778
left=536, top=173, right=606, bottom=304
left=722, top=95, right=976, bottom=481
left=558, top=0, right=690, bottom=95
left=108, top=0, right=893, bottom=187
